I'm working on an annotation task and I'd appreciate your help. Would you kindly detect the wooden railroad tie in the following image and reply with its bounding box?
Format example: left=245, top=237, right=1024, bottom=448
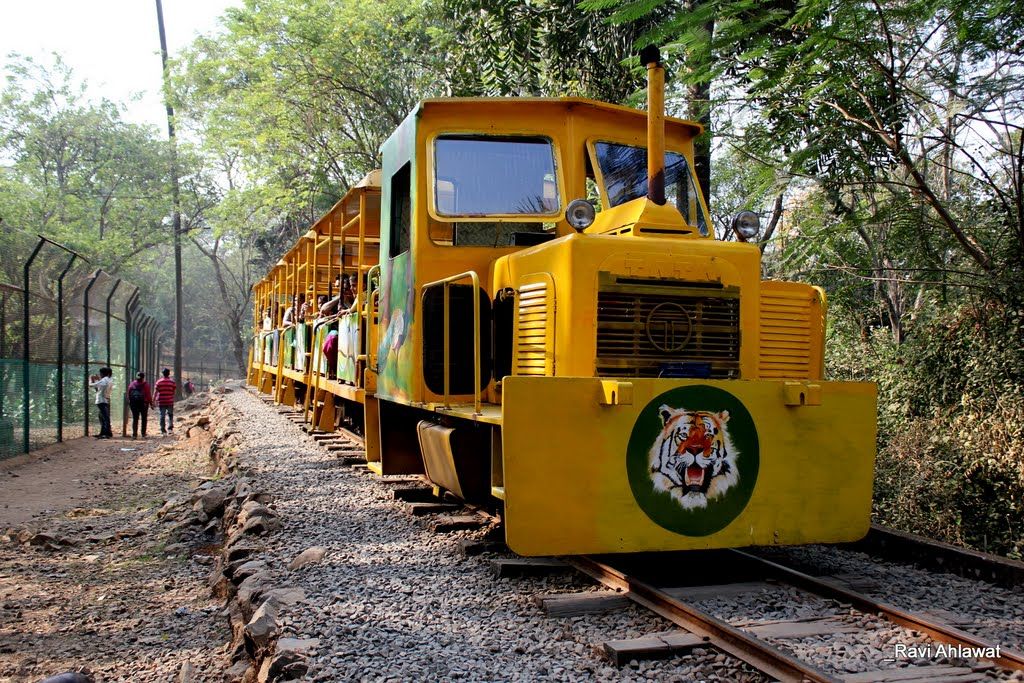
left=534, top=590, right=630, bottom=617
left=430, top=514, right=486, bottom=533
left=338, top=456, right=367, bottom=467
left=312, top=433, right=345, bottom=442
left=407, top=502, right=461, bottom=516
left=601, top=617, right=859, bottom=666
left=843, top=665, right=990, bottom=683
left=377, top=476, right=427, bottom=486
left=490, top=558, right=570, bottom=579
left=324, top=443, right=362, bottom=453
left=459, top=539, right=507, bottom=557
left=393, top=487, right=439, bottom=503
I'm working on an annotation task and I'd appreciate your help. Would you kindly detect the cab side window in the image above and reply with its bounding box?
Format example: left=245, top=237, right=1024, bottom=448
left=389, top=162, right=411, bottom=257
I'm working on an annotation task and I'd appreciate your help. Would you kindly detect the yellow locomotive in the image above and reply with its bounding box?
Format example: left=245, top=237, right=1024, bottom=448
left=248, top=51, right=877, bottom=556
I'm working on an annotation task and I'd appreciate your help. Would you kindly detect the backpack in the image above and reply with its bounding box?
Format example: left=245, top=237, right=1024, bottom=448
left=128, top=383, right=145, bottom=403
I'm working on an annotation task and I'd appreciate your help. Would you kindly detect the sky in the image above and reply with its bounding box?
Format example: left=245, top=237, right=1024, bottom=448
left=0, top=0, right=241, bottom=129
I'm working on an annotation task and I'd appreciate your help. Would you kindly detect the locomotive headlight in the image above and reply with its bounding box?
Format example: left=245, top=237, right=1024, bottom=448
left=731, top=210, right=761, bottom=241
left=565, top=199, right=596, bottom=232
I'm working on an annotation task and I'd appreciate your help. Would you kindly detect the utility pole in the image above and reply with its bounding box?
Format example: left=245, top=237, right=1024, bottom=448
left=154, top=0, right=184, bottom=398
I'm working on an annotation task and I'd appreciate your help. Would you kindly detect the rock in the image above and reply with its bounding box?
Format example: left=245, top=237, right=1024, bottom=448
left=195, top=415, right=211, bottom=428
left=229, top=560, right=269, bottom=585
left=263, top=586, right=306, bottom=606
left=243, top=597, right=280, bottom=658
left=225, top=545, right=259, bottom=564
left=256, top=649, right=307, bottom=683
left=237, top=571, right=274, bottom=609
left=178, top=661, right=195, bottom=682
left=194, top=486, right=230, bottom=518
left=236, top=501, right=276, bottom=527
left=275, top=637, right=319, bottom=655
left=114, top=527, right=145, bottom=540
left=223, top=661, right=251, bottom=683
left=28, top=531, right=74, bottom=548
left=287, top=546, right=326, bottom=571
left=39, top=675, right=93, bottom=683
left=240, top=514, right=281, bottom=536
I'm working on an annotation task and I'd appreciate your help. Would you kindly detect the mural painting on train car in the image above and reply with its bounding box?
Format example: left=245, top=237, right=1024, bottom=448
left=377, top=251, right=415, bottom=401
left=626, top=385, right=759, bottom=536
left=337, top=311, right=360, bottom=384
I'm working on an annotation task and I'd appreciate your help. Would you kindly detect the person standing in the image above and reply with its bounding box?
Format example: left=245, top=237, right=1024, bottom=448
left=127, top=372, right=153, bottom=439
left=154, top=368, right=177, bottom=435
left=88, top=367, right=114, bottom=439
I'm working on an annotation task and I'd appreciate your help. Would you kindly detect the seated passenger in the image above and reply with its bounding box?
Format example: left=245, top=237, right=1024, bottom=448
left=323, top=326, right=339, bottom=379
left=340, top=275, right=355, bottom=310
left=282, top=297, right=296, bottom=326
left=319, top=295, right=341, bottom=318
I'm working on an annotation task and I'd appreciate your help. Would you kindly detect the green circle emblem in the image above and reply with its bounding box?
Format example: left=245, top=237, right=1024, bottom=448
left=626, top=385, right=759, bottom=536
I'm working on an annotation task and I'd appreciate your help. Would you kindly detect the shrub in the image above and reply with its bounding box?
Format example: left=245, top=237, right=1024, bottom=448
left=826, top=301, right=1024, bottom=558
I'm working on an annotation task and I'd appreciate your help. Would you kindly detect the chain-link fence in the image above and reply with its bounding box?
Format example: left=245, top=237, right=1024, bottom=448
left=161, top=359, right=235, bottom=393
left=0, top=233, right=164, bottom=457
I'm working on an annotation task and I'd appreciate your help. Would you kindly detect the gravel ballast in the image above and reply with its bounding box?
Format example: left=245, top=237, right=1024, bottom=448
left=222, top=387, right=767, bottom=682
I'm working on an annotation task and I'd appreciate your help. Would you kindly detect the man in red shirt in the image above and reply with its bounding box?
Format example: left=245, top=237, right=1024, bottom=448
left=154, top=368, right=177, bottom=435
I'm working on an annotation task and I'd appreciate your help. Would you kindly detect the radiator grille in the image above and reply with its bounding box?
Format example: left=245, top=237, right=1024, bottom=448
left=759, top=284, right=822, bottom=379
left=514, top=279, right=554, bottom=376
left=596, top=279, right=740, bottom=378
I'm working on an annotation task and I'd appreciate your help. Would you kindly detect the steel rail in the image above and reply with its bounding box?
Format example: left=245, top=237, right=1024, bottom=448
left=730, top=549, right=1024, bottom=672
left=849, top=524, right=1024, bottom=589
left=567, top=555, right=840, bottom=683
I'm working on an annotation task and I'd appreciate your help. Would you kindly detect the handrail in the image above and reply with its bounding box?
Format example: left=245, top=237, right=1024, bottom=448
left=420, top=270, right=482, bottom=415
left=365, top=264, right=381, bottom=372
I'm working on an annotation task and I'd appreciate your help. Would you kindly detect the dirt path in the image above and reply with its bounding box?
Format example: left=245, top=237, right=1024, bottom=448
left=0, top=401, right=230, bottom=682
left=0, top=415, right=176, bottom=528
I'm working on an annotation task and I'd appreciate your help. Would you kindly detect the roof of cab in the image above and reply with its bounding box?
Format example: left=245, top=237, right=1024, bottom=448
left=414, top=97, right=703, bottom=136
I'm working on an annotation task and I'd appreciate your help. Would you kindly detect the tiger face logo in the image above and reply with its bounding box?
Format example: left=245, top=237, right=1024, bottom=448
left=649, top=406, right=738, bottom=510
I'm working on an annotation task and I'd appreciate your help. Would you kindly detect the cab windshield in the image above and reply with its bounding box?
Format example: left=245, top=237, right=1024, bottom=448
left=594, top=141, right=709, bottom=235
left=434, top=135, right=560, bottom=217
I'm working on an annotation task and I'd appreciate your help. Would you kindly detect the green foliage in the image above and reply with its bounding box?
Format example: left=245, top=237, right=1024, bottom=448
left=171, top=0, right=446, bottom=218
left=827, top=302, right=1024, bottom=558
left=0, top=55, right=175, bottom=274
left=440, top=0, right=672, bottom=102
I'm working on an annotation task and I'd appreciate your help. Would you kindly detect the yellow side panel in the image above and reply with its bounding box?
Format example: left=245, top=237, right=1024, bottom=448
left=501, top=377, right=875, bottom=556
left=759, top=281, right=825, bottom=380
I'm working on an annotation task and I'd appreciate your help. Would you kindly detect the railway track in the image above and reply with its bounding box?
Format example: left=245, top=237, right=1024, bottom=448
left=562, top=551, right=1022, bottom=682
left=265, top=395, right=1023, bottom=681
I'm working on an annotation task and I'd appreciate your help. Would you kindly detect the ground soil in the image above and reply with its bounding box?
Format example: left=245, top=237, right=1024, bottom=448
left=0, top=408, right=229, bottom=682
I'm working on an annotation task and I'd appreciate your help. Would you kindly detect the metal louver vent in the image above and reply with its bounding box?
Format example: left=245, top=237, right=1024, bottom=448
left=514, top=278, right=554, bottom=376
left=596, top=276, right=740, bottom=378
left=759, top=283, right=822, bottom=380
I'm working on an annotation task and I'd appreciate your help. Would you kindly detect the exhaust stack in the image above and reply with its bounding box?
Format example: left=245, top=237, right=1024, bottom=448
left=640, top=45, right=666, bottom=206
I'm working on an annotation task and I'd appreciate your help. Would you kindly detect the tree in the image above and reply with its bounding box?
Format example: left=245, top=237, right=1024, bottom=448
left=603, top=0, right=1024, bottom=287
left=440, top=0, right=673, bottom=103
left=0, top=54, right=175, bottom=275
left=171, top=0, right=446, bottom=215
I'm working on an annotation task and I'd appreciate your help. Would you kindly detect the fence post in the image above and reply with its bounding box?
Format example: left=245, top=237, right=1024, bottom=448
left=105, top=279, right=122, bottom=368
left=83, top=270, right=102, bottom=436
left=55, top=253, right=78, bottom=443
left=22, top=238, right=45, bottom=453
left=121, top=289, right=139, bottom=437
